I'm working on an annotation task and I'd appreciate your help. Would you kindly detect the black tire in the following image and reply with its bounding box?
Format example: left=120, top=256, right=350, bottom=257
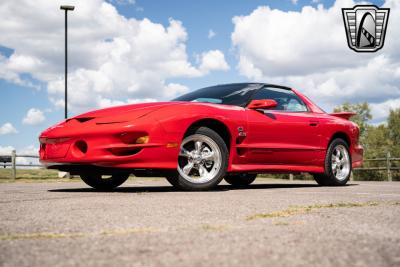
left=224, top=173, right=257, bottom=187
left=165, top=175, right=181, bottom=188
left=313, top=138, right=352, bottom=186
left=80, top=173, right=129, bottom=190
left=167, top=127, right=229, bottom=191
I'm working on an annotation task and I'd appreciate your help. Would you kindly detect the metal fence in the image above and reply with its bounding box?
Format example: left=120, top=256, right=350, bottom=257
left=0, top=150, right=41, bottom=179
left=353, top=152, right=400, bottom=182
left=1, top=150, right=399, bottom=181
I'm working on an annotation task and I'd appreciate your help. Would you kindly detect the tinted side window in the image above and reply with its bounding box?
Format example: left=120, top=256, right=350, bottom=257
left=251, top=87, right=308, bottom=112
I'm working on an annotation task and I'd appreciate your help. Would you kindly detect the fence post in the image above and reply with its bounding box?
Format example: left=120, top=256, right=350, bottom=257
left=350, top=171, right=354, bottom=181
left=11, top=150, right=16, bottom=180
left=387, top=151, right=392, bottom=182
left=289, top=174, right=294, bottom=181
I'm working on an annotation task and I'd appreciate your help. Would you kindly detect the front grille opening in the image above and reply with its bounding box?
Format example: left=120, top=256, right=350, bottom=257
left=109, top=148, right=142, bottom=156
left=72, top=140, right=88, bottom=158
left=75, top=141, right=88, bottom=154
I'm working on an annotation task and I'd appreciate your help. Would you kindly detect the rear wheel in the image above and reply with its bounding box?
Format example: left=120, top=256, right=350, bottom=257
left=224, top=173, right=257, bottom=187
left=166, top=127, right=228, bottom=191
left=313, top=138, right=351, bottom=186
left=80, top=173, right=129, bottom=190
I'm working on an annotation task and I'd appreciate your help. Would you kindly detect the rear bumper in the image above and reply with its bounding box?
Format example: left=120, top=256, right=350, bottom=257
left=351, top=144, right=363, bottom=168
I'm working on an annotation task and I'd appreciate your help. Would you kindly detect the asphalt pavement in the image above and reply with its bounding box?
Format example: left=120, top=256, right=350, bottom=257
left=1, top=179, right=400, bottom=267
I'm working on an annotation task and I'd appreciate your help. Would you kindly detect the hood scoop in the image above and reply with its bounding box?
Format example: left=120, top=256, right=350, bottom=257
left=66, top=117, right=95, bottom=123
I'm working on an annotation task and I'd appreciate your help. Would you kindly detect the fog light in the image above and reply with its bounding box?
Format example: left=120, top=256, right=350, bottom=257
left=136, top=136, right=149, bottom=144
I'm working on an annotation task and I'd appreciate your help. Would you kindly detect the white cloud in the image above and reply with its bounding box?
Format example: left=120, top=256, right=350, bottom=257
left=22, top=108, right=46, bottom=126
left=164, top=83, right=189, bottom=98
left=370, top=98, right=400, bottom=124
left=18, top=145, right=40, bottom=167
left=0, top=123, right=18, bottom=135
left=199, top=50, right=230, bottom=74
left=0, top=0, right=228, bottom=114
left=0, top=145, right=14, bottom=155
left=208, top=29, right=216, bottom=39
left=0, top=145, right=39, bottom=166
left=231, top=0, right=400, bottom=122
left=107, top=0, right=135, bottom=5
left=291, top=0, right=299, bottom=5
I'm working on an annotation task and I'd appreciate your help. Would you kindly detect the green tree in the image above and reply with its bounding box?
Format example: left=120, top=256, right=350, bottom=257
left=387, top=108, right=400, bottom=156
left=364, top=125, right=389, bottom=157
left=333, top=102, right=372, bottom=143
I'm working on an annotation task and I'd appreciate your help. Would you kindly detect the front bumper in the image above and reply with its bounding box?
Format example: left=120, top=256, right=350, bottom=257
left=39, top=118, right=180, bottom=170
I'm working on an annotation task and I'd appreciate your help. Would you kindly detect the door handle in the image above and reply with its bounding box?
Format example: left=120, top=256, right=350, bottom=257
left=309, top=120, right=319, bottom=126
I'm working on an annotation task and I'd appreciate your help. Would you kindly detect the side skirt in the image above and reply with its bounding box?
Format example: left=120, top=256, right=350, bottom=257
left=229, top=164, right=324, bottom=173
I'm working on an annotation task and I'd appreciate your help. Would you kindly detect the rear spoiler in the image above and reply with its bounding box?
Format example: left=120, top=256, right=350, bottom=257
left=329, top=112, right=356, bottom=120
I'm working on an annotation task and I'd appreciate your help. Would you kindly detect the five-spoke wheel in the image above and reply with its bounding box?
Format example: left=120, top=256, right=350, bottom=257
left=166, top=127, right=228, bottom=191
left=313, top=138, right=351, bottom=186
left=178, top=134, right=222, bottom=184
left=331, top=144, right=351, bottom=181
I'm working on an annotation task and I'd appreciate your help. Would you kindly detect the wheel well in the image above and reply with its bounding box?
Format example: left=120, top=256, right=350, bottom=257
left=329, top=132, right=351, bottom=147
left=184, top=119, right=231, bottom=151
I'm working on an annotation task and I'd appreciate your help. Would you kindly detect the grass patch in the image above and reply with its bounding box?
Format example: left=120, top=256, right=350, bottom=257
left=0, top=232, right=85, bottom=241
left=273, top=221, right=290, bottom=226
left=0, top=227, right=158, bottom=241
left=0, top=168, right=60, bottom=180
left=201, top=224, right=230, bottom=231
left=100, top=227, right=156, bottom=235
left=0, top=169, right=165, bottom=183
left=247, top=201, right=379, bottom=220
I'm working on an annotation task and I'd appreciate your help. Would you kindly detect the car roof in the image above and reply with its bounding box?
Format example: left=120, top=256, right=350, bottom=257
left=214, top=82, right=292, bottom=91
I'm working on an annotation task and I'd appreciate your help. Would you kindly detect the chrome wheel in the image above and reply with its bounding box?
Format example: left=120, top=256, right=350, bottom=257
left=331, top=145, right=350, bottom=181
left=178, top=134, right=222, bottom=184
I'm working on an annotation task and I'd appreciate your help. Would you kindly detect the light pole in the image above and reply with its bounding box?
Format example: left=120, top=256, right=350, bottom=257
left=60, top=5, right=74, bottom=119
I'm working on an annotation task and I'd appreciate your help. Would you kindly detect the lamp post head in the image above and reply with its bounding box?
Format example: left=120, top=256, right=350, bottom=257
left=60, top=5, right=75, bottom=11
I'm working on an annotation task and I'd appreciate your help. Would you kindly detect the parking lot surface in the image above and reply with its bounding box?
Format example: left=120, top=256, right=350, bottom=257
left=1, top=179, right=400, bottom=267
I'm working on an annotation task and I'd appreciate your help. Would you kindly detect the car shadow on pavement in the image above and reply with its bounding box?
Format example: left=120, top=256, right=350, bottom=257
left=48, top=183, right=356, bottom=193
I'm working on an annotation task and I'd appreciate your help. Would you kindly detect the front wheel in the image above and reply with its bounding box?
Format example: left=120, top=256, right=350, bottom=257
left=166, top=127, right=228, bottom=191
left=80, top=173, right=129, bottom=190
left=313, top=138, right=351, bottom=186
left=224, top=173, right=257, bottom=187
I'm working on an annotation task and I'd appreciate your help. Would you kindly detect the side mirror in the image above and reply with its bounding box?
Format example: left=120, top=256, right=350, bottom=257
left=247, top=99, right=277, bottom=110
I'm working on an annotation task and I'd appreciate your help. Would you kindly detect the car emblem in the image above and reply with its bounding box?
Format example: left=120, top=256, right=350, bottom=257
left=237, top=126, right=246, bottom=137
left=342, top=5, right=390, bottom=52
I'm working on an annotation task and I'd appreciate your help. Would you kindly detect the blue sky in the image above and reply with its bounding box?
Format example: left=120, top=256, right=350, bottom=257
left=0, top=0, right=395, bottom=155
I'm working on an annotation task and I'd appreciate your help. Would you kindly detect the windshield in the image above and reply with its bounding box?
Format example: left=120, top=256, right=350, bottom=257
left=172, top=83, right=263, bottom=107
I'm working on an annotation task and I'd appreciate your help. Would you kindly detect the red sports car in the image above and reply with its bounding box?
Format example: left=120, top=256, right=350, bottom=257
left=39, top=83, right=363, bottom=190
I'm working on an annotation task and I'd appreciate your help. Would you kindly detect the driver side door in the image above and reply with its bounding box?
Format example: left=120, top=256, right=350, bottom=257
left=244, top=86, right=323, bottom=166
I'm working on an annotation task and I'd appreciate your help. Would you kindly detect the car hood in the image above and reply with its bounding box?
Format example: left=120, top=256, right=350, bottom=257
left=71, top=102, right=185, bottom=123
